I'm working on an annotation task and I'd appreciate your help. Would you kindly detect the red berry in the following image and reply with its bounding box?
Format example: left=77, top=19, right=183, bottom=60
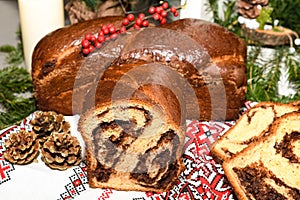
left=107, top=23, right=114, bottom=28
left=81, top=39, right=91, bottom=48
left=173, top=11, right=179, bottom=17
left=135, top=18, right=143, bottom=26
left=98, top=31, right=104, bottom=37
left=101, top=25, right=109, bottom=35
left=109, top=26, right=116, bottom=34
left=138, top=13, right=145, bottom=19
left=81, top=39, right=90, bottom=48
left=89, top=45, right=95, bottom=52
left=101, top=25, right=107, bottom=31
left=85, top=33, right=92, bottom=41
left=162, top=2, right=169, bottom=9
left=142, top=20, right=149, bottom=27
left=170, top=7, right=177, bottom=13
left=110, top=33, right=118, bottom=40
left=119, top=26, right=127, bottom=34
left=133, top=24, right=140, bottom=30
left=103, top=28, right=109, bottom=35
left=82, top=48, right=90, bottom=55
left=127, top=14, right=135, bottom=21
left=153, top=13, right=161, bottom=21
left=122, top=18, right=130, bottom=26
left=90, top=35, right=96, bottom=42
left=95, top=42, right=102, bottom=48
left=148, top=6, right=155, bottom=14
left=98, top=35, right=105, bottom=43
left=161, top=11, right=167, bottom=18
left=105, top=36, right=111, bottom=41
left=160, top=18, right=167, bottom=25
left=155, top=6, right=163, bottom=13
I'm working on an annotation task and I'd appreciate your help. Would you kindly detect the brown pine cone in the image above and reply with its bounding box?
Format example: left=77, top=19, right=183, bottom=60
left=30, top=111, right=71, bottom=144
left=4, top=130, right=39, bottom=165
left=41, top=132, right=82, bottom=170
left=65, top=0, right=96, bottom=24
left=238, top=0, right=269, bottom=19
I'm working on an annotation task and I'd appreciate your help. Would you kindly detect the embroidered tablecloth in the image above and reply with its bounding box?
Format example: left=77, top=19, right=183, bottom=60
left=0, top=103, right=255, bottom=200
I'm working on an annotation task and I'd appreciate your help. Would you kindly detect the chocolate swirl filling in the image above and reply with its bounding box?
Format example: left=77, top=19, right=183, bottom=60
left=233, top=162, right=300, bottom=200
left=130, top=130, right=181, bottom=189
left=89, top=104, right=183, bottom=189
left=274, top=131, right=300, bottom=163
left=92, top=107, right=151, bottom=167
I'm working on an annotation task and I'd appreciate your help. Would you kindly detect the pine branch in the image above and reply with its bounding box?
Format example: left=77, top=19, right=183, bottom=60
left=269, top=0, right=300, bottom=34
left=206, top=0, right=240, bottom=35
left=0, top=66, right=36, bottom=129
left=246, top=46, right=300, bottom=103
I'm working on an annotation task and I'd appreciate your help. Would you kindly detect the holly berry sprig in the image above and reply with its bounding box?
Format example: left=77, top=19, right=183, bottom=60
left=81, top=1, right=181, bottom=55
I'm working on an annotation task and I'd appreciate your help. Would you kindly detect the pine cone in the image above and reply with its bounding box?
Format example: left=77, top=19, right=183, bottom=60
left=4, top=130, right=39, bottom=165
left=65, top=0, right=96, bottom=24
left=30, top=111, right=71, bottom=144
left=41, top=132, right=82, bottom=170
left=238, top=0, right=269, bottom=19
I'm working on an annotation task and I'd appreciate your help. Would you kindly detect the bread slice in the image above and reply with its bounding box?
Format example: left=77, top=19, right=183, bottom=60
left=78, top=100, right=185, bottom=192
left=211, top=101, right=299, bottom=161
left=222, top=111, right=300, bottom=200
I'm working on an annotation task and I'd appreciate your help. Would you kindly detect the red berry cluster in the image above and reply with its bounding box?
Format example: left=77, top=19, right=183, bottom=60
left=81, top=1, right=179, bottom=55
left=81, top=23, right=124, bottom=55
left=148, top=2, right=179, bottom=25
left=122, top=13, right=149, bottom=30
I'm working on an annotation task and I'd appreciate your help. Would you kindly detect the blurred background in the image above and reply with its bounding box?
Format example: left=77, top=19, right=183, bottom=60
left=0, top=0, right=19, bottom=67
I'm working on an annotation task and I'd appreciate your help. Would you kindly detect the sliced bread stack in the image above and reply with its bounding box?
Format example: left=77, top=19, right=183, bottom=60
left=212, top=101, right=300, bottom=161
left=211, top=100, right=300, bottom=199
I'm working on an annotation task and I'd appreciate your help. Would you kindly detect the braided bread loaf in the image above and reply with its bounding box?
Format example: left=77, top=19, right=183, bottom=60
left=32, top=17, right=247, bottom=121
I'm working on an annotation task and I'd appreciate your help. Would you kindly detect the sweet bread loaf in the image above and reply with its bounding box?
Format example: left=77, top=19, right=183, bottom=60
left=32, top=17, right=247, bottom=121
left=78, top=60, right=186, bottom=191
left=77, top=57, right=189, bottom=191
left=211, top=101, right=300, bottom=161
left=31, top=16, right=125, bottom=115
left=78, top=99, right=185, bottom=192
left=223, top=111, right=300, bottom=200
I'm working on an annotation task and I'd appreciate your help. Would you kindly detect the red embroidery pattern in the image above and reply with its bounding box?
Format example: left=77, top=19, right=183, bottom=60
left=0, top=125, right=19, bottom=185
left=146, top=120, right=235, bottom=200
left=97, top=189, right=113, bottom=200
left=58, top=162, right=88, bottom=200
left=0, top=157, right=14, bottom=184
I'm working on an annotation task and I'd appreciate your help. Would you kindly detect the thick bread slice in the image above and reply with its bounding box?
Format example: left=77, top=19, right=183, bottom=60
left=222, top=111, right=300, bottom=200
left=211, top=101, right=299, bottom=161
left=78, top=100, right=185, bottom=192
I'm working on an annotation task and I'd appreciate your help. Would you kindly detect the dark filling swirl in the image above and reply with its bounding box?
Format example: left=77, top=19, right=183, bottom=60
left=130, top=130, right=181, bottom=189
left=233, top=162, right=300, bottom=200
left=274, top=131, right=300, bottom=163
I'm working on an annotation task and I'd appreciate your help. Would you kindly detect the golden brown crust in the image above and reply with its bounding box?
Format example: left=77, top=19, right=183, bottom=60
left=85, top=60, right=184, bottom=126
left=32, top=16, right=125, bottom=115
left=162, top=18, right=247, bottom=61
left=32, top=17, right=247, bottom=121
